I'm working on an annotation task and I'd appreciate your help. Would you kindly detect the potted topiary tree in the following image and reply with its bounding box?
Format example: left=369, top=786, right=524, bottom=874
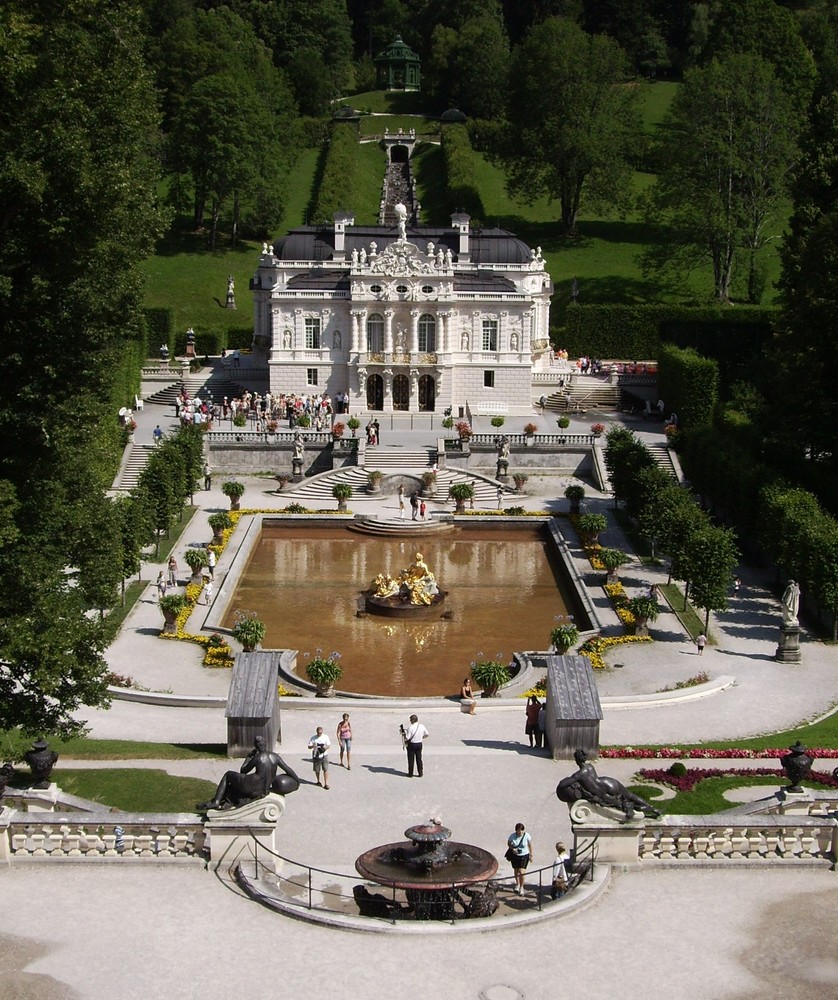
left=523, top=422, right=537, bottom=446
left=557, top=416, right=570, bottom=431
left=550, top=617, right=579, bottom=654
left=442, top=416, right=454, bottom=430
left=183, top=547, right=209, bottom=583
left=490, top=415, right=505, bottom=429
left=420, top=470, right=437, bottom=497
left=599, top=548, right=630, bottom=583
left=366, top=470, right=383, bottom=494
left=470, top=658, right=511, bottom=697
left=512, top=472, right=528, bottom=493
left=449, top=481, right=474, bottom=513
left=208, top=511, right=232, bottom=542
left=577, top=512, right=607, bottom=544
left=305, top=650, right=343, bottom=697
left=565, top=484, right=586, bottom=513
left=332, top=481, right=353, bottom=511
left=159, top=593, right=189, bottom=634
left=222, top=480, right=246, bottom=511
left=590, top=422, right=605, bottom=438
left=231, top=610, right=266, bottom=652
left=347, top=416, right=361, bottom=437
left=455, top=420, right=473, bottom=441
left=627, top=595, right=660, bottom=636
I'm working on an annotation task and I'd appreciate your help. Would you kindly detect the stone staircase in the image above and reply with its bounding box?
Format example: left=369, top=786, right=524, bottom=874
left=285, top=465, right=514, bottom=508
left=363, top=445, right=435, bottom=470
left=113, top=444, right=154, bottom=491
left=543, top=377, right=621, bottom=413
left=143, top=364, right=265, bottom=407
left=647, top=443, right=679, bottom=480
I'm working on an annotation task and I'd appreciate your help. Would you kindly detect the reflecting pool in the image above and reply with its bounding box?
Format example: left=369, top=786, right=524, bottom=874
left=223, top=523, right=575, bottom=697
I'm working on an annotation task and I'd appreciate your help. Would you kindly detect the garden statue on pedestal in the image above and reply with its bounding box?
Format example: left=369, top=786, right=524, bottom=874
left=776, top=579, right=802, bottom=663
left=226, top=274, right=236, bottom=309
left=496, top=436, right=510, bottom=479
left=197, top=736, right=299, bottom=811
left=292, top=432, right=305, bottom=480
left=557, top=748, right=661, bottom=822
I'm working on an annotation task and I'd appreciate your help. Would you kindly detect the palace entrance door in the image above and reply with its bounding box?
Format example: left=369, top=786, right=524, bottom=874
left=393, top=373, right=409, bottom=411
left=418, top=374, right=435, bottom=411
left=366, top=374, right=383, bottom=411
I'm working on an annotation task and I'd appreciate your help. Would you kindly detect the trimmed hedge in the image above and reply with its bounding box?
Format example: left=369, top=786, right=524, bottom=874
left=311, top=122, right=359, bottom=223
left=144, top=307, right=174, bottom=357
left=441, top=123, right=484, bottom=221
left=562, top=304, right=775, bottom=388
left=657, top=344, right=718, bottom=430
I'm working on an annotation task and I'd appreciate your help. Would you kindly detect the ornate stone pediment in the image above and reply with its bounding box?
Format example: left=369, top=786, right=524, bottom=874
left=369, top=240, right=436, bottom=277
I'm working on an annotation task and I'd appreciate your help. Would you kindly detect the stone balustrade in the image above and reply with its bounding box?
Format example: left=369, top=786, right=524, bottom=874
left=570, top=793, right=838, bottom=867
left=0, top=807, right=208, bottom=863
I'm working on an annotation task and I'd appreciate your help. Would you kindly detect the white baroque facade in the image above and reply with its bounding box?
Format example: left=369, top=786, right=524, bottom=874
left=250, top=212, right=553, bottom=415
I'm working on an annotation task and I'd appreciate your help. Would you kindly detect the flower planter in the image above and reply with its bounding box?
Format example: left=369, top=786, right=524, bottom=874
left=338, top=499, right=348, bottom=513
left=480, top=684, right=499, bottom=698
left=315, top=683, right=336, bottom=698
left=633, top=617, right=650, bottom=637
left=229, top=497, right=241, bottom=511
left=162, top=610, right=179, bottom=634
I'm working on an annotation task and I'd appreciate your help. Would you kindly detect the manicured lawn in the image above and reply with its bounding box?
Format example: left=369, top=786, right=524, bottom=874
left=140, top=228, right=259, bottom=333
left=102, top=580, right=147, bottom=644
left=43, top=768, right=217, bottom=812
left=629, top=773, right=837, bottom=814
left=346, top=90, right=428, bottom=115
left=604, top=704, right=838, bottom=754
left=1, top=731, right=227, bottom=761
left=353, top=141, right=388, bottom=224
left=283, top=147, right=322, bottom=228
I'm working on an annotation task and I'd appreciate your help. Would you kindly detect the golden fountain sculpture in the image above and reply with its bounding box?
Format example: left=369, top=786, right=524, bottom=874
left=371, top=552, right=440, bottom=606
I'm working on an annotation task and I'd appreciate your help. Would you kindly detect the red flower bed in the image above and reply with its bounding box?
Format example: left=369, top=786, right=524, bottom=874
left=637, top=766, right=838, bottom=792
left=601, top=747, right=838, bottom=759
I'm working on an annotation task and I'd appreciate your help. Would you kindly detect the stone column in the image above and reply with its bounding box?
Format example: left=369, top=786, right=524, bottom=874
left=384, top=308, right=394, bottom=355
left=351, top=310, right=364, bottom=354
left=437, top=312, right=447, bottom=354
left=410, top=308, right=420, bottom=355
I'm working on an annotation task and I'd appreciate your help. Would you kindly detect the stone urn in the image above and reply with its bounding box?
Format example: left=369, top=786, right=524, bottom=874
left=781, top=741, right=813, bottom=793
left=25, top=739, right=59, bottom=788
left=315, top=683, right=336, bottom=698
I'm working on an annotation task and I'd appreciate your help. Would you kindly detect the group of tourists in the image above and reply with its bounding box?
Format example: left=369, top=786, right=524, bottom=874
left=506, top=823, right=571, bottom=899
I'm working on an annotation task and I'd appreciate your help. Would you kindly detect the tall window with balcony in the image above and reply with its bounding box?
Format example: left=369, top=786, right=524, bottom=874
left=482, top=319, right=498, bottom=352
left=366, top=313, right=384, bottom=353
left=305, top=317, right=321, bottom=349
left=418, top=314, right=436, bottom=353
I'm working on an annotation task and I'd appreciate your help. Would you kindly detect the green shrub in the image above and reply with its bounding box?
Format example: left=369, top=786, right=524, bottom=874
left=668, top=761, right=687, bottom=778
left=144, top=307, right=174, bottom=356
left=312, top=122, right=359, bottom=222
left=470, top=659, right=511, bottom=693
left=658, top=344, right=719, bottom=430
left=440, top=123, right=484, bottom=220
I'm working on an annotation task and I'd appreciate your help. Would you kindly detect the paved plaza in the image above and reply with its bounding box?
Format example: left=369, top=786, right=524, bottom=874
left=1, top=395, right=837, bottom=1000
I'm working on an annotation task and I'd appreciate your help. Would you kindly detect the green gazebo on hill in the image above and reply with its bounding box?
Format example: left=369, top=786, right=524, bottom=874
left=375, top=35, right=421, bottom=91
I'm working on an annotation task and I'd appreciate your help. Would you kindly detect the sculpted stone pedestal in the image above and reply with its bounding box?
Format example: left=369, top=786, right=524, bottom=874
left=775, top=623, right=802, bottom=662
left=205, top=793, right=286, bottom=872
left=776, top=788, right=813, bottom=815
left=569, top=800, right=645, bottom=865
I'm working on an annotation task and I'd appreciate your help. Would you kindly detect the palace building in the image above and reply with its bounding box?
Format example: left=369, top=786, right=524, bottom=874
left=249, top=209, right=554, bottom=417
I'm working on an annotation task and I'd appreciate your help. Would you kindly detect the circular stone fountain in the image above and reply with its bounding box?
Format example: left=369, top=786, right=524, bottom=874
left=355, top=820, right=498, bottom=920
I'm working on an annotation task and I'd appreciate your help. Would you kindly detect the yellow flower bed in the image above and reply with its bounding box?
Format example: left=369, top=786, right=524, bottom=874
left=579, top=634, right=652, bottom=669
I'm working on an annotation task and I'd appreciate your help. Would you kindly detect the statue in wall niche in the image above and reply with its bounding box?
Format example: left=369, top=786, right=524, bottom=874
left=197, top=736, right=300, bottom=811
left=333, top=329, right=342, bottom=349
left=557, top=748, right=661, bottom=822
left=283, top=329, right=292, bottom=349
left=781, top=579, right=800, bottom=625
left=461, top=329, right=469, bottom=351
left=510, top=329, right=519, bottom=351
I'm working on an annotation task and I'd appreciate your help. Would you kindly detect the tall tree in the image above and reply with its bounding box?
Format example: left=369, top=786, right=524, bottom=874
left=0, top=0, right=161, bottom=735
left=503, top=17, right=640, bottom=234
left=648, top=53, right=799, bottom=302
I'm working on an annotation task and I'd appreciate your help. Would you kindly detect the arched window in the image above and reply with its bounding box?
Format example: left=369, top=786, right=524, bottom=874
left=418, top=313, right=436, bottom=352
left=366, top=313, right=384, bottom=353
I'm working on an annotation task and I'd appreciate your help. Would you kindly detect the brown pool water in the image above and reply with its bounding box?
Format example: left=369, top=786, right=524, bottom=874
left=223, top=524, right=574, bottom=697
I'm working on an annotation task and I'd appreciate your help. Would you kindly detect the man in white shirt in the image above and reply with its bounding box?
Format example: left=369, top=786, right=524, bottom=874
left=308, top=727, right=331, bottom=789
left=404, top=714, right=429, bottom=777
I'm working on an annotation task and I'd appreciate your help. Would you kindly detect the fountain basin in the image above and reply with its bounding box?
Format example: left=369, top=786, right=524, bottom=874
left=363, top=591, right=447, bottom=619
